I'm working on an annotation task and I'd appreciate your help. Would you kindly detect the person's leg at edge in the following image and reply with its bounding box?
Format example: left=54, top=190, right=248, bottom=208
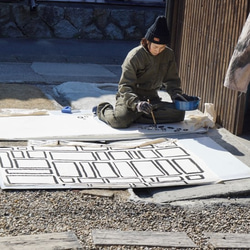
left=97, top=102, right=141, bottom=128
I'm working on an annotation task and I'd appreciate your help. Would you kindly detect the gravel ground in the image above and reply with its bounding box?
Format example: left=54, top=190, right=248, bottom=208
left=0, top=189, right=249, bottom=249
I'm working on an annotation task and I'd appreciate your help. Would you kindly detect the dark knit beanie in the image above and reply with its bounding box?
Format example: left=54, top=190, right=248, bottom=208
left=145, top=16, right=170, bottom=45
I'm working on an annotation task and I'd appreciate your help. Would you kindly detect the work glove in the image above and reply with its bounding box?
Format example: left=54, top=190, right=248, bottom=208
left=136, top=101, right=153, bottom=115
left=172, top=93, right=189, bottom=102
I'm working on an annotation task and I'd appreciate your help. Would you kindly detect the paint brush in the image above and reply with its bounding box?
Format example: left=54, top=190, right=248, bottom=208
left=147, top=99, right=157, bottom=127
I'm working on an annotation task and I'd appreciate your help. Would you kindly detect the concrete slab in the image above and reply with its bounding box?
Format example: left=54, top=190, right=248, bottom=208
left=170, top=197, right=250, bottom=208
left=207, top=126, right=250, bottom=167
left=0, top=38, right=138, bottom=64
left=53, top=82, right=117, bottom=109
left=31, top=62, right=116, bottom=77
left=0, top=63, right=45, bottom=83
left=130, top=178, right=250, bottom=203
left=52, top=81, right=172, bottom=109
left=0, top=62, right=121, bottom=84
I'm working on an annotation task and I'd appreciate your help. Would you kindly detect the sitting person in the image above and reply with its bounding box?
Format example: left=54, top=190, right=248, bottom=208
left=96, top=16, right=185, bottom=128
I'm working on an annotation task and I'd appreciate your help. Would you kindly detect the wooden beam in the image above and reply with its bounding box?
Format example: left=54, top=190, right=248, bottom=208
left=0, top=232, right=82, bottom=250
left=234, top=92, right=246, bottom=135
left=205, top=232, right=250, bottom=249
left=92, top=230, right=197, bottom=248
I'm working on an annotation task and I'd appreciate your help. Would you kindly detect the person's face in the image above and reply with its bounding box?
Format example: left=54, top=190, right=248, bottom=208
left=148, top=42, right=166, bottom=56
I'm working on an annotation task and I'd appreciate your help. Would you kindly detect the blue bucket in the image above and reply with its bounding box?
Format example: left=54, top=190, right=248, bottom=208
left=175, top=96, right=200, bottom=111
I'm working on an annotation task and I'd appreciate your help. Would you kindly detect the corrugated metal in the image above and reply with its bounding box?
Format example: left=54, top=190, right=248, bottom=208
left=173, top=0, right=249, bottom=134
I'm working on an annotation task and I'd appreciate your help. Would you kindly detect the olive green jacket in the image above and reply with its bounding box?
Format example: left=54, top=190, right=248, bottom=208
left=116, top=45, right=182, bottom=111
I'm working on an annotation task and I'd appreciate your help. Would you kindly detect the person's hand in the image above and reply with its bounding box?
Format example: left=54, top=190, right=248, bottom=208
left=137, top=101, right=153, bottom=114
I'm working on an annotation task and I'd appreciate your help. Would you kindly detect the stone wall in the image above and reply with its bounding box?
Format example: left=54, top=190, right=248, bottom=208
left=0, top=1, right=165, bottom=40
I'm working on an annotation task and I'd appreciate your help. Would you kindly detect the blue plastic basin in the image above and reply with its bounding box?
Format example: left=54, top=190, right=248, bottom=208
left=175, top=96, right=200, bottom=111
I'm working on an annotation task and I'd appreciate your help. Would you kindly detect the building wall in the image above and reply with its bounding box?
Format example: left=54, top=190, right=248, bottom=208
left=0, top=1, right=164, bottom=40
left=173, top=0, right=249, bottom=135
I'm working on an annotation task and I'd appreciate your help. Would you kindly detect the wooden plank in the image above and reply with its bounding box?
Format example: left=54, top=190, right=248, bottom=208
left=219, top=0, right=230, bottom=129
left=210, top=0, right=222, bottom=121
left=214, top=0, right=226, bottom=127
left=200, top=1, right=211, bottom=107
left=0, top=232, right=82, bottom=250
left=205, top=232, right=250, bottom=248
left=92, top=230, right=197, bottom=248
left=204, top=0, right=216, bottom=107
